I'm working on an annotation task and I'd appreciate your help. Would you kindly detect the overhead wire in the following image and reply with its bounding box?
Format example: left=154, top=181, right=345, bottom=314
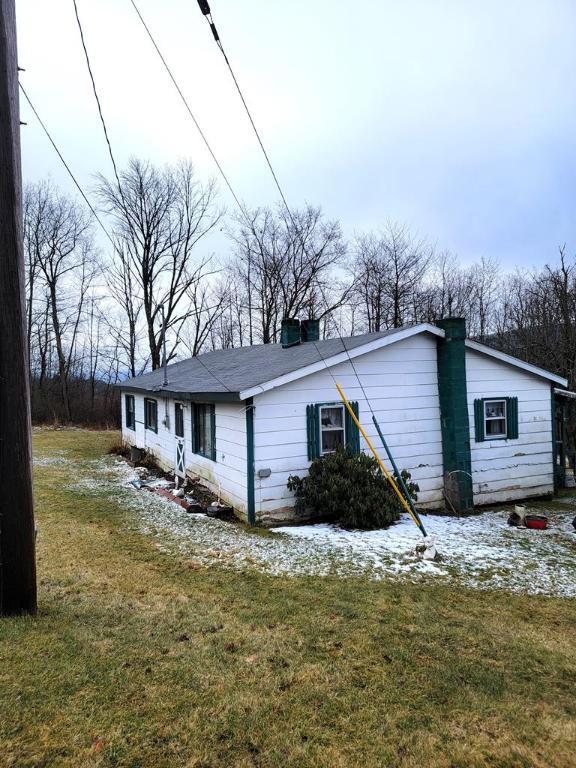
left=19, top=83, right=116, bottom=250
left=21, top=91, right=230, bottom=392
left=128, top=0, right=246, bottom=216
left=20, top=84, right=226, bottom=320
left=72, top=0, right=124, bottom=194
left=196, top=2, right=294, bottom=224
left=193, top=1, right=374, bottom=407
left=69, top=0, right=235, bottom=392
left=194, top=2, right=428, bottom=536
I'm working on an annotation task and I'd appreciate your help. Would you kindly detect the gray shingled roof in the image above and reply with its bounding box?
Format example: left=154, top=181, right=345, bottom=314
left=120, top=327, right=408, bottom=400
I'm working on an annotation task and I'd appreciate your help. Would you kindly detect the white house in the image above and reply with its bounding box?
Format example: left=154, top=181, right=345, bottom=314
left=119, top=318, right=569, bottom=524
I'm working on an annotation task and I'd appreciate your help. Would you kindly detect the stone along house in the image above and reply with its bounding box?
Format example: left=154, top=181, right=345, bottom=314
left=119, top=318, right=568, bottom=524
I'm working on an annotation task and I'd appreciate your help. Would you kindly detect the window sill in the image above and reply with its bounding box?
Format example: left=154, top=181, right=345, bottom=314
left=192, top=451, right=216, bottom=462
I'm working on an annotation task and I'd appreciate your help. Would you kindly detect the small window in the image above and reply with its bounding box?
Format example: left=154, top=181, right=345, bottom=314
left=144, top=398, right=158, bottom=433
left=484, top=399, right=507, bottom=438
left=125, top=394, right=135, bottom=430
left=474, top=397, right=518, bottom=442
left=307, top=401, right=360, bottom=460
left=175, top=402, right=185, bottom=438
left=192, top=403, right=216, bottom=460
left=320, top=405, right=345, bottom=454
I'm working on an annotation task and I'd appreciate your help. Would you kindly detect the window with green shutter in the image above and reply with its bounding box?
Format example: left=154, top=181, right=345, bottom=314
left=474, top=397, right=518, bottom=442
left=144, top=398, right=158, bottom=433
left=125, top=394, right=135, bottom=430
left=192, top=403, right=216, bottom=460
left=306, top=402, right=360, bottom=460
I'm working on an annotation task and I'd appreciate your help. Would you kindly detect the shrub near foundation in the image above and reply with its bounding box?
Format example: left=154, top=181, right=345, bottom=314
left=288, top=448, right=419, bottom=530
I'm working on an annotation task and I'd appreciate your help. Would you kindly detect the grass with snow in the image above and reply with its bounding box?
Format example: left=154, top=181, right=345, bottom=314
left=1, top=429, right=575, bottom=767
left=63, top=438, right=576, bottom=597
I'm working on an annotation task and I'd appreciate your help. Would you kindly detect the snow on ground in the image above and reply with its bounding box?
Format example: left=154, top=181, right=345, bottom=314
left=54, top=454, right=576, bottom=598
left=33, top=448, right=73, bottom=467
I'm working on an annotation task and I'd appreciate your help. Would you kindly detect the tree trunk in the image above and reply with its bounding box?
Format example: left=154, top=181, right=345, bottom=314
left=49, top=284, right=71, bottom=421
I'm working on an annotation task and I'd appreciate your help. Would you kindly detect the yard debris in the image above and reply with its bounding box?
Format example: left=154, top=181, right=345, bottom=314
left=146, top=478, right=175, bottom=490
left=206, top=501, right=234, bottom=519
left=152, top=487, right=196, bottom=511
left=525, top=514, right=548, bottom=530
left=416, top=540, right=438, bottom=561
left=185, top=499, right=205, bottom=514
left=415, top=535, right=439, bottom=561
left=509, top=509, right=548, bottom=530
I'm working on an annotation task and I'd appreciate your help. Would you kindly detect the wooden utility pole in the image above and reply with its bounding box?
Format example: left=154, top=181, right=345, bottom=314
left=0, top=0, right=37, bottom=615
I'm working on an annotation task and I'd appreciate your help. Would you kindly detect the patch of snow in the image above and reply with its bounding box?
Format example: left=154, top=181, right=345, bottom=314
left=33, top=455, right=72, bottom=467
left=57, top=452, right=576, bottom=598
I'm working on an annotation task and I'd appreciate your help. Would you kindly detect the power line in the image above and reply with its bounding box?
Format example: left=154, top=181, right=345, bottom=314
left=128, top=0, right=246, bottom=216
left=19, top=85, right=236, bottom=337
left=194, top=2, right=417, bottom=513
left=196, top=2, right=294, bottom=222
left=193, top=3, right=356, bottom=389
left=19, top=83, right=116, bottom=249
left=71, top=0, right=123, bottom=193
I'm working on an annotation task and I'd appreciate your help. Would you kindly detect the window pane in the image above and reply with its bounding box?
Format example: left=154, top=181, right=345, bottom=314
left=197, top=406, right=206, bottom=453
left=147, top=400, right=157, bottom=430
left=485, top=401, right=505, bottom=419
left=320, top=406, right=343, bottom=429
left=321, top=429, right=344, bottom=453
left=125, top=396, right=134, bottom=428
left=205, top=407, right=213, bottom=455
left=486, top=418, right=506, bottom=436
left=175, top=404, right=184, bottom=437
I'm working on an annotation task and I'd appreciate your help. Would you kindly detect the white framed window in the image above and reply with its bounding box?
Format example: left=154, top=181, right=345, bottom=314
left=319, top=404, right=345, bottom=454
left=484, top=399, right=507, bottom=438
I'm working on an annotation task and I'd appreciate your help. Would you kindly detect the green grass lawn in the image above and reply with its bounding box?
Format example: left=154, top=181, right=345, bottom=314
left=1, top=429, right=575, bottom=767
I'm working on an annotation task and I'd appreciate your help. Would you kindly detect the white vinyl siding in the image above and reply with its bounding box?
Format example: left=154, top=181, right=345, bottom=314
left=121, top=394, right=248, bottom=516
left=466, top=349, right=553, bottom=505
left=252, top=333, right=444, bottom=522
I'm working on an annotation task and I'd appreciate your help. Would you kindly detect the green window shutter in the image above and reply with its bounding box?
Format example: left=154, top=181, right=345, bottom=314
left=210, top=405, right=216, bottom=461
left=345, top=401, right=360, bottom=455
left=506, top=397, right=519, bottom=439
left=474, top=399, right=485, bottom=442
left=306, top=404, right=320, bottom=460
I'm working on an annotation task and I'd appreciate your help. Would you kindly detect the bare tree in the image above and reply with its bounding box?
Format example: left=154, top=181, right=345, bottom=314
left=352, top=222, right=433, bottom=331
left=97, top=158, right=222, bottom=369
left=229, top=203, right=348, bottom=343
left=24, top=181, right=95, bottom=421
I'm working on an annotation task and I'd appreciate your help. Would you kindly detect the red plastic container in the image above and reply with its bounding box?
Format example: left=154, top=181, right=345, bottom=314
left=525, top=514, right=548, bottom=530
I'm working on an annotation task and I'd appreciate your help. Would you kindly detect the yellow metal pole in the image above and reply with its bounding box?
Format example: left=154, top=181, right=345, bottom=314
left=336, top=382, right=423, bottom=531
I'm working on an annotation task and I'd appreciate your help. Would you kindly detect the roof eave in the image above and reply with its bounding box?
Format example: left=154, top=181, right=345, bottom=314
left=118, top=385, right=241, bottom=402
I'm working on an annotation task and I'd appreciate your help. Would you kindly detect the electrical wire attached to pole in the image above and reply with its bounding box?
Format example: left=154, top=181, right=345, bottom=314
left=19, top=83, right=116, bottom=249
left=128, top=0, right=246, bottom=216
left=194, top=1, right=432, bottom=545
left=196, top=0, right=294, bottom=223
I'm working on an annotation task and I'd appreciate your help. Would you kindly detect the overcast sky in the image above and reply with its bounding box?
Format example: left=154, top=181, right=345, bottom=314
left=17, top=0, right=576, bottom=268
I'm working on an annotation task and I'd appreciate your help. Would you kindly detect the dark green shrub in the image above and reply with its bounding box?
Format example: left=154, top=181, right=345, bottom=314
left=287, top=448, right=419, bottom=530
